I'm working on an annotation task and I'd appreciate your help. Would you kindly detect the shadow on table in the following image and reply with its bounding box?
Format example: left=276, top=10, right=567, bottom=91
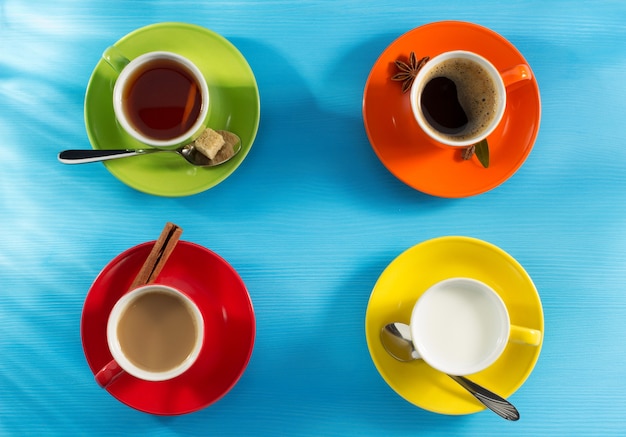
left=178, top=34, right=456, bottom=214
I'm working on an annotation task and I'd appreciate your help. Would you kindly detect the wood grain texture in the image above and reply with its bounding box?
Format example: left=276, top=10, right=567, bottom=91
left=1, top=0, right=626, bottom=435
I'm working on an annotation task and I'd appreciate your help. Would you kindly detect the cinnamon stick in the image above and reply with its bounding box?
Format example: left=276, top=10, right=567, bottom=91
left=129, top=222, right=183, bottom=290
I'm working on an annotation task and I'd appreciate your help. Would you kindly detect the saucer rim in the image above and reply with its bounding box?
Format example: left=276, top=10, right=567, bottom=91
left=365, top=235, right=544, bottom=415
left=84, top=22, right=260, bottom=197
left=80, top=240, right=256, bottom=415
left=362, top=20, right=541, bottom=197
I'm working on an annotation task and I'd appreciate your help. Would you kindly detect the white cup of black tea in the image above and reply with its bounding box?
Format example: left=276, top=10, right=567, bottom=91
left=409, top=50, right=531, bottom=148
left=95, top=284, right=204, bottom=387
left=103, top=47, right=210, bottom=148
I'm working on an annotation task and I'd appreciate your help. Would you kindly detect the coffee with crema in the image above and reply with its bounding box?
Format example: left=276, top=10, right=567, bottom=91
left=420, top=58, right=498, bottom=143
left=117, top=290, right=198, bottom=373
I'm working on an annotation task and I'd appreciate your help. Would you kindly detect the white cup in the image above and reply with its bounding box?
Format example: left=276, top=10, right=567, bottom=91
left=103, top=47, right=210, bottom=148
left=410, top=277, right=540, bottom=376
left=409, top=50, right=531, bottom=148
left=96, top=284, right=204, bottom=387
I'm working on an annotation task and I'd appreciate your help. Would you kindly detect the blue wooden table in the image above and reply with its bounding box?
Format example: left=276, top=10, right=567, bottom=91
left=1, top=1, right=625, bottom=435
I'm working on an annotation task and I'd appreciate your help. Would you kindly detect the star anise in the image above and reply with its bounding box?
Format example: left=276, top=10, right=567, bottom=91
left=392, top=52, right=430, bottom=93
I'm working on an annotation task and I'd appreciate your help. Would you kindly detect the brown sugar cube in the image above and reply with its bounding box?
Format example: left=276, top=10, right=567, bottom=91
left=194, top=128, right=225, bottom=160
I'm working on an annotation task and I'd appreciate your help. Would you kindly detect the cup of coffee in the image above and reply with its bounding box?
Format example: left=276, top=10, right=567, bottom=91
left=95, top=284, right=204, bottom=387
left=103, top=46, right=210, bottom=148
left=409, top=50, right=531, bottom=147
left=409, top=277, right=541, bottom=376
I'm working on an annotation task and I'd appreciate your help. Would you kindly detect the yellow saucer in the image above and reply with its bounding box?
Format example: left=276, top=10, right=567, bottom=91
left=365, top=236, right=544, bottom=415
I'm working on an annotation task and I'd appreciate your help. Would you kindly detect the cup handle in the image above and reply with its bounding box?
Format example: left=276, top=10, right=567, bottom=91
left=95, top=359, right=124, bottom=388
left=509, top=324, right=542, bottom=346
left=102, top=46, right=130, bottom=73
left=500, top=64, right=533, bottom=89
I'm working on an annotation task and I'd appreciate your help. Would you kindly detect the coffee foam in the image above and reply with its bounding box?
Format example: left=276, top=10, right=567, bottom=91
left=421, top=58, right=498, bottom=142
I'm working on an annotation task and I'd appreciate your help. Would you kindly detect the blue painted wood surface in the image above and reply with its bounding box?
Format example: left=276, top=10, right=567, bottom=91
left=1, top=1, right=626, bottom=435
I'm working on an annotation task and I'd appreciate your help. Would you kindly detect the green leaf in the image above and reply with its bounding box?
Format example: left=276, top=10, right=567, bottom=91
left=474, top=139, right=489, bottom=168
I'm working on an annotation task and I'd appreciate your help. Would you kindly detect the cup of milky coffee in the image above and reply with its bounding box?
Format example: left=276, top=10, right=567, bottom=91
left=102, top=46, right=210, bottom=148
left=409, top=50, right=531, bottom=147
left=95, top=284, right=204, bottom=387
left=409, top=278, right=541, bottom=376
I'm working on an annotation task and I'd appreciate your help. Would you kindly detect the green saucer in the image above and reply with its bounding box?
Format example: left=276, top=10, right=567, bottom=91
left=84, top=23, right=260, bottom=196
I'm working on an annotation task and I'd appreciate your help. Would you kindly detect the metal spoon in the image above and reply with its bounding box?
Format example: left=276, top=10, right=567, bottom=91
left=380, top=322, right=520, bottom=421
left=58, top=130, right=241, bottom=166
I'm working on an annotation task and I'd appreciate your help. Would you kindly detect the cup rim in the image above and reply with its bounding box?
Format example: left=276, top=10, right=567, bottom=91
left=409, top=277, right=510, bottom=376
left=409, top=50, right=507, bottom=148
left=112, top=51, right=210, bottom=148
left=106, top=283, right=205, bottom=382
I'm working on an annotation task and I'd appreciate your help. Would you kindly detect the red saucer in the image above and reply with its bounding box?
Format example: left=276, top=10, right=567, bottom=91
left=81, top=241, right=255, bottom=415
left=363, top=21, right=541, bottom=197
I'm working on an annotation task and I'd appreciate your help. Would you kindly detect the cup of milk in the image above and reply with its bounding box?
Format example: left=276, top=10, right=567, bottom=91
left=409, top=277, right=541, bottom=376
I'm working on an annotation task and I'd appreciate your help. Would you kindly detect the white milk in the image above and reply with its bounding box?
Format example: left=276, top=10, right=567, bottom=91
left=411, top=280, right=508, bottom=374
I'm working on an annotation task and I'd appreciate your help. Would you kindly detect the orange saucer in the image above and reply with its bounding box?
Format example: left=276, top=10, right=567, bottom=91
left=363, top=21, right=541, bottom=197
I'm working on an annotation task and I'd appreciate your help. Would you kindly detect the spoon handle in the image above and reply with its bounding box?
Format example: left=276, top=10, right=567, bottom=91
left=57, top=149, right=153, bottom=164
left=448, top=375, right=520, bottom=421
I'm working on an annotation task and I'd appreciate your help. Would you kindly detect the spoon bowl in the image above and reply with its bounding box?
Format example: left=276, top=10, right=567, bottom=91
left=381, top=322, right=520, bottom=421
left=58, top=129, right=241, bottom=166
